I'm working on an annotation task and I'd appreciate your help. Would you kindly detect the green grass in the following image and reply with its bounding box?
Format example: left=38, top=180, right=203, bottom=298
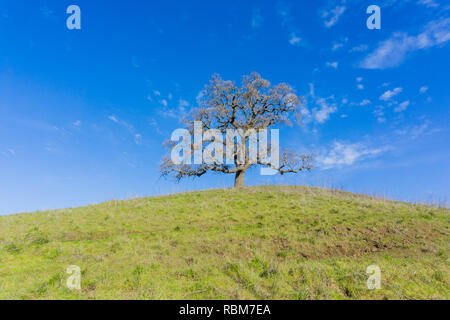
left=0, top=186, right=448, bottom=300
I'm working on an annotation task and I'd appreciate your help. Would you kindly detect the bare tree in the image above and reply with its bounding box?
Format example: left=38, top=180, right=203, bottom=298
left=160, top=72, right=312, bottom=188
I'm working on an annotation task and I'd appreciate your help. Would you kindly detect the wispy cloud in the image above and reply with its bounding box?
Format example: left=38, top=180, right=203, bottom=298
left=40, top=7, right=54, bottom=19
left=302, top=86, right=338, bottom=124
left=108, top=115, right=141, bottom=144
left=326, top=61, right=339, bottom=69
left=331, top=37, right=348, bottom=51
left=417, top=0, right=439, bottom=8
left=251, top=8, right=263, bottom=28
left=178, top=99, right=190, bottom=113
left=356, top=77, right=364, bottom=90
left=321, top=5, right=346, bottom=28
left=313, top=97, right=338, bottom=123
left=2, top=148, right=16, bottom=156
left=360, top=18, right=450, bottom=69
left=374, top=106, right=386, bottom=123
left=395, top=120, right=442, bottom=140
left=131, top=56, right=140, bottom=68
left=158, top=98, right=190, bottom=120
left=319, top=141, right=388, bottom=169
left=289, top=33, right=301, bottom=46
left=349, top=44, right=368, bottom=53
left=160, top=99, right=168, bottom=107
left=108, top=115, right=134, bottom=132
left=108, top=115, right=119, bottom=123
left=276, top=2, right=292, bottom=26
left=134, top=134, right=142, bottom=145
left=380, top=87, right=403, bottom=101
left=149, top=118, right=163, bottom=135
left=309, top=83, right=315, bottom=97
left=419, top=86, right=429, bottom=94
left=275, top=2, right=305, bottom=46
left=394, top=100, right=410, bottom=112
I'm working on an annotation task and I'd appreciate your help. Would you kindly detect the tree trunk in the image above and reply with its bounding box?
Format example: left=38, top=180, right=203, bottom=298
left=234, top=170, right=245, bottom=188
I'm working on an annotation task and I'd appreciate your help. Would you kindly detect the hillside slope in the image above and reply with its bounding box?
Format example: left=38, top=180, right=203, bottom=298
left=0, top=186, right=448, bottom=300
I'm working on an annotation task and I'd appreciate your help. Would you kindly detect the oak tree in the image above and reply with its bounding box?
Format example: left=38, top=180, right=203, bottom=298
left=160, top=72, right=312, bottom=188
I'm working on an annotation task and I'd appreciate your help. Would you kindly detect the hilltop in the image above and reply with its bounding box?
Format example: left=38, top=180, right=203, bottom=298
left=0, top=186, right=448, bottom=299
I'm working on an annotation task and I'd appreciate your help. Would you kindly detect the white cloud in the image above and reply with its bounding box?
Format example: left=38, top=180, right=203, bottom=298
left=419, top=86, right=429, bottom=94
left=134, top=134, right=142, bottom=145
left=309, top=83, right=315, bottom=98
left=149, top=118, right=163, bottom=135
left=360, top=18, right=450, bottom=69
left=331, top=37, right=348, bottom=51
left=289, top=33, right=301, bottom=46
left=409, top=121, right=440, bottom=139
left=417, top=0, right=439, bottom=8
left=251, top=8, right=263, bottom=28
left=7, top=148, right=16, bottom=156
left=160, top=99, right=168, bottom=107
left=373, top=105, right=386, bottom=123
left=349, top=44, right=368, bottom=53
left=360, top=99, right=371, bottom=106
left=332, top=43, right=343, bottom=51
left=108, top=115, right=134, bottom=132
left=178, top=99, right=190, bottom=113
left=356, top=77, right=364, bottom=90
left=276, top=2, right=292, bottom=26
left=394, top=100, right=410, bottom=112
left=380, top=87, right=403, bottom=101
left=73, top=120, right=81, bottom=127
left=158, top=99, right=190, bottom=119
left=108, top=115, right=119, bottom=123
left=396, top=120, right=441, bottom=140
left=153, top=90, right=161, bottom=96
left=131, top=56, right=140, bottom=68
left=303, top=89, right=338, bottom=124
left=322, top=6, right=346, bottom=28
left=313, top=97, right=337, bottom=123
left=40, top=7, right=53, bottom=19
left=326, top=61, right=338, bottom=69
left=410, top=122, right=430, bottom=139
left=319, top=141, right=387, bottom=169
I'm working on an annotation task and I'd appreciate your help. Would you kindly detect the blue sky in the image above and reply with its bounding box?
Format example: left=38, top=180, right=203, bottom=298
left=1, top=0, right=449, bottom=214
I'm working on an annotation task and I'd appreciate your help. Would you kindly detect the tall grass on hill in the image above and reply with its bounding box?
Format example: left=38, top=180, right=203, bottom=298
left=0, top=186, right=448, bottom=299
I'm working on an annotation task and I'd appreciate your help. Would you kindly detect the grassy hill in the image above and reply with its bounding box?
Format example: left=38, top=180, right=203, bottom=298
left=0, top=186, right=448, bottom=300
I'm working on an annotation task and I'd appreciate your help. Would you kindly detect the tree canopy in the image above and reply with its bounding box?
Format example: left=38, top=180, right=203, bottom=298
left=160, top=72, right=312, bottom=188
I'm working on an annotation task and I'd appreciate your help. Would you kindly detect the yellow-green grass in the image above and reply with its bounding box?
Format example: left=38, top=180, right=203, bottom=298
left=0, top=186, right=448, bottom=300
